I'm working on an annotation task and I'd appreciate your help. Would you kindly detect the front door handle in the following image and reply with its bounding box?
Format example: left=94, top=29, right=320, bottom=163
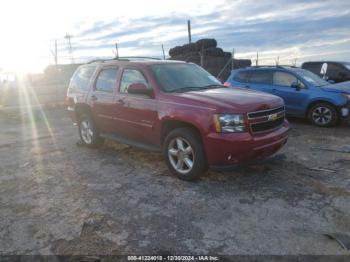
left=90, top=95, right=98, bottom=101
left=272, top=88, right=277, bottom=92
left=245, top=85, right=250, bottom=88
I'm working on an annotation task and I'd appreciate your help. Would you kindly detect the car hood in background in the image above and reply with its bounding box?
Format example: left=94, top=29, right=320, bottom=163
left=321, top=81, right=350, bottom=94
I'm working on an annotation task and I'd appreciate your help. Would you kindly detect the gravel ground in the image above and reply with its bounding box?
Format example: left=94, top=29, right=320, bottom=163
left=0, top=108, right=349, bottom=256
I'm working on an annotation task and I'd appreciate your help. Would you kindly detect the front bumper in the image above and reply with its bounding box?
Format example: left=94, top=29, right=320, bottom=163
left=338, top=101, right=350, bottom=119
left=204, top=120, right=289, bottom=166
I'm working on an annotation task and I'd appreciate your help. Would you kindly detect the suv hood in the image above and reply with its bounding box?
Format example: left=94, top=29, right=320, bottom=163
left=173, top=88, right=284, bottom=113
left=321, top=81, right=350, bottom=94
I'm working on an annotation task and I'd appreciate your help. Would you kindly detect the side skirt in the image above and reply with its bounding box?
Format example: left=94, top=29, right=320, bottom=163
left=100, top=133, right=161, bottom=152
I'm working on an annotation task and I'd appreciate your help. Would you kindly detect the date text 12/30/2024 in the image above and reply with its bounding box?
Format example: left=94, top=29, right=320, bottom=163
left=127, top=255, right=219, bottom=261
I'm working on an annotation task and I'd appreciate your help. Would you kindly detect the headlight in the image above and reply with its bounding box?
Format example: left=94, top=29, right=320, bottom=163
left=213, top=114, right=246, bottom=133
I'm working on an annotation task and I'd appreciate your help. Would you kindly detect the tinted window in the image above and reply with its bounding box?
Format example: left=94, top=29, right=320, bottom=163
left=273, top=72, right=298, bottom=87
left=70, top=66, right=96, bottom=90
left=95, top=68, right=118, bottom=93
left=343, top=63, right=350, bottom=71
left=151, top=63, right=221, bottom=92
left=327, top=63, right=348, bottom=80
left=234, top=71, right=249, bottom=82
left=120, top=69, right=148, bottom=94
left=249, top=71, right=272, bottom=84
left=302, top=63, right=322, bottom=76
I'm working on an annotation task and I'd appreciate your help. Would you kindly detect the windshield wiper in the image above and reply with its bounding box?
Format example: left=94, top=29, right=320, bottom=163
left=169, top=84, right=224, bottom=93
left=168, top=87, right=201, bottom=93
left=200, top=84, right=224, bottom=89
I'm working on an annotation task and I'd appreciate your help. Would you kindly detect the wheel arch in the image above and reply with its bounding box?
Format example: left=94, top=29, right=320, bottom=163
left=306, top=99, right=338, bottom=117
left=160, top=119, right=204, bottom=146
left=75, top=103, right=93, bottom=120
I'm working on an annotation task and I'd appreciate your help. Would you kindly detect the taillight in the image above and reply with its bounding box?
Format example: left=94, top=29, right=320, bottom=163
left=223, top=82, right=231, bottom=87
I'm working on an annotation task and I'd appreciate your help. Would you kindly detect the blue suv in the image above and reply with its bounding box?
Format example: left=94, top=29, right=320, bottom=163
left=225, top=66, right=350, bottom=126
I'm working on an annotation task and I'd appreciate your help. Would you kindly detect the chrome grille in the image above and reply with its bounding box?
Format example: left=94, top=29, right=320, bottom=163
left=248, top=106, right=285, bottom=119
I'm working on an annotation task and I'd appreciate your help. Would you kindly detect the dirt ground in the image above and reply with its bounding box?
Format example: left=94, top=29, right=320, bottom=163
left=0, top=107, right=349, bottom=256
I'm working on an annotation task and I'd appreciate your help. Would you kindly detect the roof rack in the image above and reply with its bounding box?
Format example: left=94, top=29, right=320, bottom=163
left=117, top=56, right=162, bottom=60
left=248, top=65, right=298, bottom=68
left=87, top=56, right=162, bottom=64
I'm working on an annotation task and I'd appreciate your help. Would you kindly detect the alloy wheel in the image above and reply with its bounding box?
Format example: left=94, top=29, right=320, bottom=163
left=80, top=119, right=93, bottom=144
left=312, top=106, right=332, bottom=125
left=168, top=137, right=194, bottom=174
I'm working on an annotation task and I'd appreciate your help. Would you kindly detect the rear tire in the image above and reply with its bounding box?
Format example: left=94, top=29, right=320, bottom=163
left=307, top=102, right=338, bottom=127
left=163, top=127, right=208, bottom=181
left=78, top=113, right=104, bottom=147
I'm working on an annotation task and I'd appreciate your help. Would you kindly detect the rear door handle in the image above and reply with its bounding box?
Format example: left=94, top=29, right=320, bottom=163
left=272, top=88, right=277, bottom=92
left=245, top=85, right=250, bottom=88
left=90, top=95, right=98, bottom=101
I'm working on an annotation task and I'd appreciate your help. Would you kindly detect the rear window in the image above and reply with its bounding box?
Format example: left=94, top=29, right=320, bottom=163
left=249, top=70, right=272, bottom=84
left=69, top=65, right=96, bottom=91
left=233, top=71, right=249, bottom=82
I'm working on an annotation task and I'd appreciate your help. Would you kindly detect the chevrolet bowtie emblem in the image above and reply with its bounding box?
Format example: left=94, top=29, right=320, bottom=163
left=268, top=113, right=278, bottom=121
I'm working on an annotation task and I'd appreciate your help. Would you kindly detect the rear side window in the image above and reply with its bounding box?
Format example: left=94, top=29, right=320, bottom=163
left=120, top=69, right=148, bottom=94
left=95, top=68, right=118, bottom=93
left=303, top=63, right=322, bottom=76
left=273, top=72, right=298, bottom=87
left=343, top=63, right=350, bottom=71
left=249, top=71, right=272, bottom=84
left=70, top=66, right=96, bottom=90
left=234, top=71, right=249, bottom=82
left=327, top=63, right=348, bottom=79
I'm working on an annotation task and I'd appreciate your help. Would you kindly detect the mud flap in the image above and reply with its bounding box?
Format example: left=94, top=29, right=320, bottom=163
left=325, top=233, right=350, bottom=250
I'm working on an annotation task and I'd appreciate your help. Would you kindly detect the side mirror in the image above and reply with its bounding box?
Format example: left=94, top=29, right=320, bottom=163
left=127, top=83, right=152, bottom=96
left=291, top=82, right=301, bottom=91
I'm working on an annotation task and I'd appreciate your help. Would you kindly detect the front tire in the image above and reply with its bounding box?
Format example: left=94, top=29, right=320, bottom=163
left=163, top=127, right=208, bottom=181
left=78, top=113, right=104, bottom=147
left=307, top=103, right=338, bottom=127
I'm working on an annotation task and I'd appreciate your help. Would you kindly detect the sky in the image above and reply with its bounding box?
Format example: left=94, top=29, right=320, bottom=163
left=0, top=0, right=349, bottom=73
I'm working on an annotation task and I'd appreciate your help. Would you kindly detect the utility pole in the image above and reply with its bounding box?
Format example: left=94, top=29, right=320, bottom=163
left=256, top=51, right=259, bottom=66
left=187, top=20, right=192, bottom=44
left=161, top=44, right=166, bottom=60
left=115, top=42, right=119, bottom=58
left=51, top=40, right=58, bottom=66
left=231, top=48, right=235, bottom=70
left=275, top=56, right=279, bottom=66
left=51, top=39, right=59, bottom=105
left=65, top=33, right=74, bottom=64
left=293, top=58, right=297, bottom=67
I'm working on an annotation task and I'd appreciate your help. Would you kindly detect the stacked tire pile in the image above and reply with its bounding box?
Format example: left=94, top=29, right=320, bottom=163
left=168, top=38, right=251, bottom=82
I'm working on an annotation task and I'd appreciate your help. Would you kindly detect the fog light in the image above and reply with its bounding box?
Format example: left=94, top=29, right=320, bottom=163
left=341, top=108, right=349, bottom=117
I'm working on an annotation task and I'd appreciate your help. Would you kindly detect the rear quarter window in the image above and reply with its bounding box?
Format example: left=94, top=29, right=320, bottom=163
left=70, top=66, right=96, bottom=91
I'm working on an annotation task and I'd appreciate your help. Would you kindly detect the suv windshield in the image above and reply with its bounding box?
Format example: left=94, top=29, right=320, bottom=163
left=293, top=68, right=328, bottom=87
left=151, top=63, right=222, bottom=92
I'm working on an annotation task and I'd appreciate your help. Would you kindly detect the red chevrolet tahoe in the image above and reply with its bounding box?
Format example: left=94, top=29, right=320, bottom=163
left=67, top=58, right=289, bottom=180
